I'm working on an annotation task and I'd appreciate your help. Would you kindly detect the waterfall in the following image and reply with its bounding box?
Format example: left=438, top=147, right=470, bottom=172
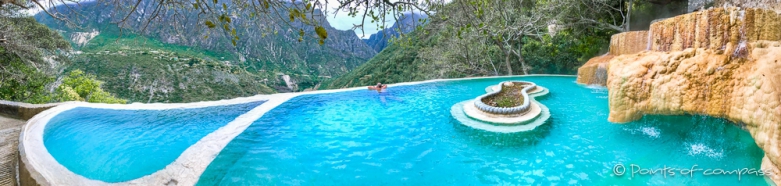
left=646, top=28, right=653, bottom=51
left=594, top=65, right=608, bottom=86
left=733, top=9, right=748, bottom=58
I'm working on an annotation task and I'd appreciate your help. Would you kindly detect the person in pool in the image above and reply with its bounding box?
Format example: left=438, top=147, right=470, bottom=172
left=370, top=82, right=402, bottom=105
left=368, top=82, right=387, bottom=91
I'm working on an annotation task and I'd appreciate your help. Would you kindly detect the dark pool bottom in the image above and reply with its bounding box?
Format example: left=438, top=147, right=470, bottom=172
left=44, top=101, right=265, bottom=182
left=197, top=76, right=767, bottom=185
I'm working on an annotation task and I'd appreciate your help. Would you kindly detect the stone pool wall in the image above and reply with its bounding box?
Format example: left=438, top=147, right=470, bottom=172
left=0, top=100, right=67, bottom=186
left=0, top=100, right=67, bottom=120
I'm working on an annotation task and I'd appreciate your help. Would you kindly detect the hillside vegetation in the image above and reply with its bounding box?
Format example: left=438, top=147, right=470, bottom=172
left=325, top=0, right=614, bottom=89
left=68, top=33, right=277, bottom=103
left=35, top=1, right=376, bottom=99
left=0, top=17, right=124, bottom=104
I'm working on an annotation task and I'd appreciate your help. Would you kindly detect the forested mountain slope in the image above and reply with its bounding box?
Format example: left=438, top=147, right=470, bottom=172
left=324, top=0, right=613, bottom=89
left=362, top=12, right=428, bottom=52
left=35, top=1, right=376, bottom=102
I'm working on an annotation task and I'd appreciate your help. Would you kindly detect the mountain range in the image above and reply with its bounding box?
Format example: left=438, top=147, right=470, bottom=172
left=35, top=1, right=378, bottom=102
left=362, top=12, right=428, bottom=52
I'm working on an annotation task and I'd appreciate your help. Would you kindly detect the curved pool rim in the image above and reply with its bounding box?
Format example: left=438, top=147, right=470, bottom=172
left=455, top=84, right=551, bottom=133
left=19, top=74, right=576, bottom=185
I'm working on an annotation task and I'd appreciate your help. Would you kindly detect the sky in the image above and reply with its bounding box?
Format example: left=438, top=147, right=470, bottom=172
left=322, top=1, right=446, bottom=38
left=321, top=2, right=399, bottom=39
left=326, top=13, right=393, bottom=39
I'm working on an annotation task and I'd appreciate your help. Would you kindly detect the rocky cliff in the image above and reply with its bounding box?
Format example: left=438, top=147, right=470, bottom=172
left=36, top=1, right=376, bottom=94
left=362, top=13, right=428, bottom=52
left=597, top=7, right=781, bottom=183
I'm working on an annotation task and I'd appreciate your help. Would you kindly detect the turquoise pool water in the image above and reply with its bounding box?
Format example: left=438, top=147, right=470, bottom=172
left=43, top=101, right=264, bottom=182
left=197, top=76, right=767, bottom=185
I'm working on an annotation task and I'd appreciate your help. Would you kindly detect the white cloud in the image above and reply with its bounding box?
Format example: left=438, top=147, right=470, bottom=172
left=321, top=2, right=395, bottom=39
left=22, top=0, right=84, bottom=16
left=323, top=0, right=450, bottom=38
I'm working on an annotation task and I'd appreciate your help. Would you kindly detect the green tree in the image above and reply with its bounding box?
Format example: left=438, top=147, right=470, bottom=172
left=55, top=69, right=127, bottom=104
left=0, top=46, right=55, bottom=104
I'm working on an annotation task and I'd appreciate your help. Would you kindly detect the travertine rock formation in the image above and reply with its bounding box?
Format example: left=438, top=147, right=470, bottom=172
left=604, top=7, right=781, bottom=184
left=648, top=8, right=781, bottom=52
left=610, top=31, right=650, bottom=55
left=609, top=40, right=781, bottom=184
left=575, top=55, right=612, bottom=86
left=576, top=31, right=648, bottom=85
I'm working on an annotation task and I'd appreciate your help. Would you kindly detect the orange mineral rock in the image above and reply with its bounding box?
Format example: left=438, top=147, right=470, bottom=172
left=590, top=7, right=781, bottom=184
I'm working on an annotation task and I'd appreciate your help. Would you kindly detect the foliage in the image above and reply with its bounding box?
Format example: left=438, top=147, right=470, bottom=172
left=325, top=0, right=615, bottom=89
left=0, top=16, right=69, bottom=104
left=323, top=29, right=438, bottom=89
left=0, top=46, right=55, bottom=104
left=522, top=29, right=613, bottom=74
left=0, top=17, right=70, bottom=73
left=495, top=96, right=515, bottom=108
left=55, top=69, right=127, bottom=104
left=0, top=16, right=127, bottom=104
left=66, top=34, right=278, bottom=103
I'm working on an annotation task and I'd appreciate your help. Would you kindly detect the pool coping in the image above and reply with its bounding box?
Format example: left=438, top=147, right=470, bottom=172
left=18, top=74, right=575, bottom=185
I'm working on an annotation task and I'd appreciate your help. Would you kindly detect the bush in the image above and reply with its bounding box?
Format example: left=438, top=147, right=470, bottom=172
left=522, top=29, right=613, bottom=74
left=0, top=47, right=55, bottom=104
left=496, top=96, right=516, bottom=108
left=55, top=70, right=127, bottom=104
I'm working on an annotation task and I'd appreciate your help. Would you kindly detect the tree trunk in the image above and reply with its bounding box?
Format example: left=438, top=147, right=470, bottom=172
left=518, top=53, right=528, bottom=75
left=494, top=39, right=513, bottom=75
left=626, top=0, right=633, bottom=31
left=511, top=43, right=528, bottom=75
left=488, top=57, right=498, bottom=76
left=504, top=51, right=513, bottom=75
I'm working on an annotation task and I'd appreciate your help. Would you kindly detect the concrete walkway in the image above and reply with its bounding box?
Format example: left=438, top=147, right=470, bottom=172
left=0, top=116, right=25, bottom=186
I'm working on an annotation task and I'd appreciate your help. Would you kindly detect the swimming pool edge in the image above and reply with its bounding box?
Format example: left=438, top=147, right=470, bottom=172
left=18, top=74, right=576, bottom=185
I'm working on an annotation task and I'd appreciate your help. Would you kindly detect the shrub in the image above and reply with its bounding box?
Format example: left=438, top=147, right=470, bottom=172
left=55, top=70, right=127, bottom=104
left=496, top=96, right=516, bottom=108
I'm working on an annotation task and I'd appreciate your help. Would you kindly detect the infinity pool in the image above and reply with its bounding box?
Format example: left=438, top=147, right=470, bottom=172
left=43, top=101, right=264, bottom=182
left=195, top=76, right=767, bottom=185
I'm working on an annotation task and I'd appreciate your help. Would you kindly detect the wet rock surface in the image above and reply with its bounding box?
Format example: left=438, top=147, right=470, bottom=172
left=591, top=7, right=781, bottom=184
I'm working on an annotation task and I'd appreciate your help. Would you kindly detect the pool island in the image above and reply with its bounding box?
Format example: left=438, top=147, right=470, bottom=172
left=453, top=81, right=551, bottom=133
